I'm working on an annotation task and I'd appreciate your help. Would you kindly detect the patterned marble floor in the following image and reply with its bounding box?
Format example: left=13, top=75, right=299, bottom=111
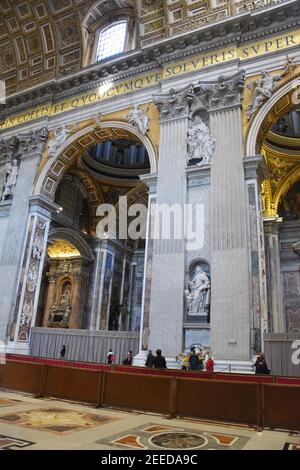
left=0, top=390, right=298, bottom=450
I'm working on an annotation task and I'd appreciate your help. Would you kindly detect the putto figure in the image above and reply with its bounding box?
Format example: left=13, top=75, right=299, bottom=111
left=187, top=115, right=216, bottom=166
left=126, top=105, right=149, bottom=135
left=247, top=55, right=296, bottom=119
left=48, top=124, right=71, bottom=157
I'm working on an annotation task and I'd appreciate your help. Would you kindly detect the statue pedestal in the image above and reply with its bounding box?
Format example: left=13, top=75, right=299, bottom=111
left=133, top=350, right=148, bottom=367
left=6, top=340, right=30, bottom=356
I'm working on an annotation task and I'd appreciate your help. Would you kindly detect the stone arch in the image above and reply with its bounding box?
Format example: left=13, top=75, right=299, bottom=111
left=34, top=121, right=157, bottom=200
left=48, top=227, right=94, bottom=261
left=246, top=73, right=300, bottom=157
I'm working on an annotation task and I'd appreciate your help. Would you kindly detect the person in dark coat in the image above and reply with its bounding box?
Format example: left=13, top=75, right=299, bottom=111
left=123, top=350, right=133, bottom=365
left=153, top=349, right=167, bottom=368
left=254, top=352, right=270, bottom=375
left=60, top=345, right=66, bottom=359
left=145, top=350, right=155, bottom=367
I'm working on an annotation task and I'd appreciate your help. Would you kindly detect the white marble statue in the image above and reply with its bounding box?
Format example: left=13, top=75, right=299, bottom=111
left=187, top=116, right=215, bottom=166
left=247, top=56, right=296, bottom=119
left=185, top=266, right=210, bottom=315
left=1, top=159, right=19, bottom=201
left=127, top=105, right=149, bottom=135
left=48, top=124, right=71, bottom=157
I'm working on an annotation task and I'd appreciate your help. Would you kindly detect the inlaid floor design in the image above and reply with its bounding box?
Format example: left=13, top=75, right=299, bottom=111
left=96, top=423, right=251, bottom=450
left=0, top=434, right=35, bottom=450
left=0, top=390, right=295, bottom=450
left=0, top=398, right=22, bottom=407
left=0, top=407, right=118, bottom=435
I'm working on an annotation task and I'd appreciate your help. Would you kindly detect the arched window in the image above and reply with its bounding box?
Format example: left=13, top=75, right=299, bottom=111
left=96, top=21, right=128, bottom=62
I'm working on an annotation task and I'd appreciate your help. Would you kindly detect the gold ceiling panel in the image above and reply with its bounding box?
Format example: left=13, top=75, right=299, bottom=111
left=48, top=238, right=80, bottom=259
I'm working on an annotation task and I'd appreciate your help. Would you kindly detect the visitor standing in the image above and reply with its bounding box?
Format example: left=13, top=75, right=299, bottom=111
left=60, top=345, right=66, bottom=359
left=153, top=349, right=167, bottom=368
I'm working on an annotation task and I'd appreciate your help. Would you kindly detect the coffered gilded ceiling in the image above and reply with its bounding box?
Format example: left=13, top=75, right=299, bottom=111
left=0, top=0, right=93, bottom=95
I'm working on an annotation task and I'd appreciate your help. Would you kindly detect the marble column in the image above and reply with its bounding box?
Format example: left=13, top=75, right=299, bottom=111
left=199, top=72, right=252, bottom=361
left=148, top=85, right=195, bottom=360
left=264, top=217, right=284, bottom=333
left=6, top=195, right=61, bottom=354
left=244, top=155, right=269, bottom=354
left=0, top=128, right=48, bottom=343
left=133, top=173, right=157, bottom=366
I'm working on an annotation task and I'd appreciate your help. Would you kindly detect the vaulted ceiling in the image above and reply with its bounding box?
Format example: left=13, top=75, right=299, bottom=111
left=0, top=0, right=135, bottom=95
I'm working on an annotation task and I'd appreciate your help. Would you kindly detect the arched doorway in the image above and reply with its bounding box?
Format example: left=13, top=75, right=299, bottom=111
left=33, top=120, right=156, bottom=337
left=246, top=76, right=300, bottom=336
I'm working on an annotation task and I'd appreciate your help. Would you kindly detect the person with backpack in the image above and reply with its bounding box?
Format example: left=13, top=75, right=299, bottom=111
left=188, top=347, right=199, bottom=370
left=253, top=352, right=270, bottom=375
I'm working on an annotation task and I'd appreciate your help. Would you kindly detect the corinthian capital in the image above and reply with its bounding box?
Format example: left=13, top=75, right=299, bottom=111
left=0, top=126, right=48, bottom=162
left=153, top=84, right=195, bottom=122
left=19, top=126, right=49, bottom=155
left=198, top=71, right=245, bottom=111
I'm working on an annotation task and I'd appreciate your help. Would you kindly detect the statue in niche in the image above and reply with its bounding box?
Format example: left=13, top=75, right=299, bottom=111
left=1, top=159, right=19, bottom=201
left=247, top=55, right=296, bottom=119
left=48, top=124, right=71, bottom=157
left=185, top=265, right=210, bottom=315
left=187, top=115, right=215, bottom=166
left=127, top=105, right=149, bottom=135
left=49, top=283, right=72, bottom=327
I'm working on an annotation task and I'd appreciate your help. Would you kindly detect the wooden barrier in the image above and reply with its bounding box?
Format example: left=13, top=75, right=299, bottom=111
left=1, top=360, right=300, bottom=431
left=175, top=378, right=259, bottom=426
left=42, top=365, right=101, bottom=404
left=263, top=384, right=300, bottom=431
left=102, top=371, right=172, bottom=415
left=0, top=360, right=43, bottom=394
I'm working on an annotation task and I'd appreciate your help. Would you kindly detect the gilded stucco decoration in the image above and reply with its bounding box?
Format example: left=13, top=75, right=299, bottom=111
left=261, top=132, right=300, bottom=217
left=47, top=239, right=80, bottom=259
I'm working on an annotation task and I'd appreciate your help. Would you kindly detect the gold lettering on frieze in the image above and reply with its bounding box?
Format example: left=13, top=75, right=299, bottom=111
left=0, top=29, right=299, bottom=131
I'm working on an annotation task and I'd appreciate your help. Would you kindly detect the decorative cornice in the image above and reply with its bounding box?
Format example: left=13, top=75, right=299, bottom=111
left=197, top=70, right=245, bottom=111
left=153, top=84, right=195, bottom=121
left=0, top=1, right=299, bottom=120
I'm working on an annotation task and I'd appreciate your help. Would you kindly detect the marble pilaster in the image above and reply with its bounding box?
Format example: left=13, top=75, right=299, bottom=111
left=148, top=85, right=195, bottom=359
left=199, top=72, right=252, bottom=361
left=264, top=217, right=284, bottom=333
left=244, top=155, right=269, bottom=353
left=0, top=128, right=49, bottom=343
left=6, top=195, right=61, bottom=354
